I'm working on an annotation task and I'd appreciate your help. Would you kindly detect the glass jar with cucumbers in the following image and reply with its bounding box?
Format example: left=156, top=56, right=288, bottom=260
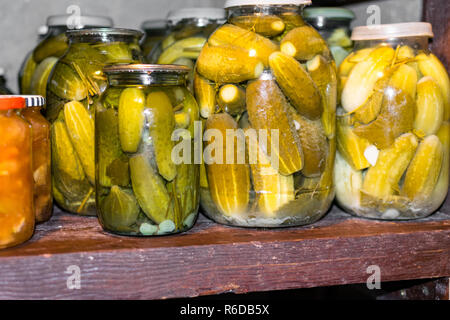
left=335, top=23, right=450, bottom=220
left=19, top=14, right=113, bottom=97
left=141, top=19, right=168, bottom=58
left=148, top=7, right=226, bottom=89
left=97, top=64, right=199, bottom=236
left=196, top=0, right=336, bottom=227
left=46, top=28, right=143, bottom=216
left=303, top=7, right=355, bottom=66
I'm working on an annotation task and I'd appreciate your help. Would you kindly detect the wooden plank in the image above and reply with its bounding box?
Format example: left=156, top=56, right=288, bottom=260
left=0, top=202, right=449, bottom=300
left=423, top=0, right=450, bottom=70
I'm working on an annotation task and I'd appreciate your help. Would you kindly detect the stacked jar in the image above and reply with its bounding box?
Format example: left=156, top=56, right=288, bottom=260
left=196, top=0, right=336, bottom=227
left=335, top=23, right=450, bottom=220
left=21, top=96, right=53, bottom=223
left=97, top=64, right=199, bottom=236
left=0, top=96, right=34, bottom=249
left=46, top=28, right=143, bottom=216
left=149, top=7, right=226, bottom=90
left=303, top=7, right=355, bottom=66
left=141, top=19, right=168, bottom=59
left=19, top=14, right=113, bottom=97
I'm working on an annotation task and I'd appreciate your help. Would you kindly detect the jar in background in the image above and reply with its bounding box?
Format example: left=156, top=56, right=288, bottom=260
left=46, top=28, right=143, bottom=216
left=98, top=64, right=199, bottom=236
left=335, top=22, right=450, bottom=220
left=19, top=14, right=113, bottom=97
left=304, top=7, right=355, bottom=66
left=0, top=96, right=34, bottom=249
left=196, top=0, right=336, bottom=227
left=0, top=68, right=13, bottom=95
left=141, top=19, right=168, bottom=59
left=149, top=7, right=226, bottom=88
left=21, top=96, right=52, bottom=223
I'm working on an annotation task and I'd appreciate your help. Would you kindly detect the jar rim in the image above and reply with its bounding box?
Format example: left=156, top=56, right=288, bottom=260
left=67, top=28, right=143, bottom=40
left=167, top=8, right=226, bottom=24
left=16, top=95, right=46, bottom=108
left=46, top=15, right=113, bottom=28
left=104, top=64, right=190, bottom=75
left=224, top=0, right=311, bottom=9
left=351, top=22, right=433, bottom=41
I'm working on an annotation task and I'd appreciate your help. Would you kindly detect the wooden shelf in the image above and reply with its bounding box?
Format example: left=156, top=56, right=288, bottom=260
left=0, top=195, right=449, bottom=300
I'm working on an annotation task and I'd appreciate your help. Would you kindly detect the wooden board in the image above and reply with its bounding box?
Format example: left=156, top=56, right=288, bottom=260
left=0, top=198, right=448, bottom=300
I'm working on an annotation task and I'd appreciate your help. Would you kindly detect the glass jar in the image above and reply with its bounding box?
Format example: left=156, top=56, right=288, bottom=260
left=196, top=0, right=336, bottom=227
left=303, top=7, right=355, bottom=66
left=46, top=28, right=143, bottom=216
left=335, top=22, right=450, bottom=220
left=0, top=68, right=13, bottom=95
left=21, top=96, right=53, bottom=223
left=0, top=96, right=35, bottom=249
left=98, top=64, right=200, bottom=236
left=141, top=19, right=168, bottom=59
left=148, top=7, right=226, bottom=89
left=19, top=15, right=114, bottom=97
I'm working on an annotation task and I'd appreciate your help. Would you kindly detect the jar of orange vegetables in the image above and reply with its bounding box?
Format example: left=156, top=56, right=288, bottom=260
left=0, top=96, right=35, bottom=249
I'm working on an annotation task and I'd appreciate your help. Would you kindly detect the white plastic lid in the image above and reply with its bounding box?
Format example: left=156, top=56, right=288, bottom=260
left=167, top=8, right=226, bottom=24
left=0, top=67, right=5, bottom=76
left=224, top=0, right=311, bottom=8
left=141, top=19, right=167, bottom=30
left=46, top=15, right=113, bottom=28
left=351, top=22, right=433, bottom=41
left=17, top=95, right=46, bottom=107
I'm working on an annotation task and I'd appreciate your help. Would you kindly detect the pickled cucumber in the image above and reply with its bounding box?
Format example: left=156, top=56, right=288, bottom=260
left=33, top=33, right=68, bottom=63
left=362, top=133, right=418, bottom=199
left=248, top=130, right=295, bottom=216
left=118, top=88, right=146, bottom=153
left=64, top=101, right=95, bottom=185
left=336, top=117, right=371, bottom=171
left=48, top=63, right=88, bottom=101
left=269, top=51, right=322, bottom=120
left=289, top=108, right=328, bottom=177
left=146, top=91, right=177, bottom=181
left=280, top=26, right=330, bottom=61
left=341, top=46, right=395, bottom=113
left=414, top=76, right=444, bottom=137
left=197, top=44, right=264, bottom=83
left=334, top=152, right=363, bottom=209
left=417, top=53, right=450, bottom=120
left=205, top=113, right=250, bottom=217
left=20, top=53, right=36, bottom=94
left=230, top=15, right=286, bottom=37
left=157, top=37, right=206, bottom=64
left=30, top=57, right=58, bottom=99
left=247, top=79, right=304, bottom=176
left=194, top=72, right=217, bottom=118
left=101, top=186, right=140, bottom=231
left=217, top=84, right=246, bottom=116
left=307, top=55, right=337, bottom=138
left=208, top=24, right=278, bottom=66
left=130, top=155, right=173, bottom=224
left=97, top=108, right=129, bottom=187
left=402, top=135, right=443, bottom=202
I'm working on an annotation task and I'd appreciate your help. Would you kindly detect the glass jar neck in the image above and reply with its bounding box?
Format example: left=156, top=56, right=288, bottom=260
left=354, top=36, right=429, bottom=51
left=305, top=17, right=352, bottom=32
left=171, top=17, right=222, bottom=29
left=68, top=34, right=140, bottom=45
left=107, top=73, right=187, bottom=87
left=226, top=4, right=305, bottom=19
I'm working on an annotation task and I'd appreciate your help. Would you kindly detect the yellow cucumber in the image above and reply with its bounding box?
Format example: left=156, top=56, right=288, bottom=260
left=414, top=76, right=444, bottom=136
left=118, top=88, right=146, bottom=153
